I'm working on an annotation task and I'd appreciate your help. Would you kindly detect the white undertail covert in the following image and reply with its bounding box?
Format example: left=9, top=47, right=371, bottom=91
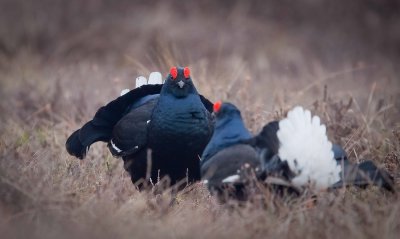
left=277, top=106, right=341, bottom=190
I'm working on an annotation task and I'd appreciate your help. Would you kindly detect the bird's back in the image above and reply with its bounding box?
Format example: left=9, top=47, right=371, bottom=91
left=201, top=144, right=260, bottom=186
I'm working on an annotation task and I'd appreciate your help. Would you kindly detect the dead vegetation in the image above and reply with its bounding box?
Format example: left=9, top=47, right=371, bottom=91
left=1, top=0, right=400, bottom=238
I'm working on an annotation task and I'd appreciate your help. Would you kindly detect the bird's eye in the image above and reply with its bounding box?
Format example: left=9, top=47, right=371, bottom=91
left=213, top=101, right=222, bottom=113
left=170, top=67, right=178, bottom=80
left=184, top=67, right=190, bottom=79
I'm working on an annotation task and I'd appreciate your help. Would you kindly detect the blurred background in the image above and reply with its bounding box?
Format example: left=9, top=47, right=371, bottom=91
left=1, top=0, right=400, bottom=65
left=1, top=0, right=399, bottom=101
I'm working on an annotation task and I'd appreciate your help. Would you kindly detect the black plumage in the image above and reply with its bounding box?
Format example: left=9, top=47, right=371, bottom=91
left=66, top=67, right=214, bottom=188
left=202, top=144, right=261, bottom=201
left=201, top=102, right=394, bottom=200
left=201, top=103, right=264, bottom=200
left=66, top=84, right=163, bottom=159
left=330, top=153, right=394, bottom=191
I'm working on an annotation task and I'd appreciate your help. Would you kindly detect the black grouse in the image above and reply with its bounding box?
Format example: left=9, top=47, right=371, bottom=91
left=66, top=67, right=214, bottom=188
left=201, top=102, right=394, bottom=199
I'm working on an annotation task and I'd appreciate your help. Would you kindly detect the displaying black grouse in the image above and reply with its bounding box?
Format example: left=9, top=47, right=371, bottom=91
left=66, top=67, right=214, bottom=188
left=201, top=102, right=394, bottom=199
left=201, top=102, right=262, bottom=200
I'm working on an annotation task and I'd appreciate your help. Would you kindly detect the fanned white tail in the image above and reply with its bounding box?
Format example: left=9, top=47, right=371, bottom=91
left=120, top=89, right=130, bottom=96
left=121, top=72, right=163, bottom=96
left=135, top=76, right=147, bottom=88
left=148, top=72, right=163, bottom=84
left=277, top=106, right=341, bottom=190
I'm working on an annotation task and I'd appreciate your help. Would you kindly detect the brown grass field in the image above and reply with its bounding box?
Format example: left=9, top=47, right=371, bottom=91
left=0, top=1, right=399, bottom=238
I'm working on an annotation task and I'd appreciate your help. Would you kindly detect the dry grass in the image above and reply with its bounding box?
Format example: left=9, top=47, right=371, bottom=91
left=1, top=1, right=400, bottom=238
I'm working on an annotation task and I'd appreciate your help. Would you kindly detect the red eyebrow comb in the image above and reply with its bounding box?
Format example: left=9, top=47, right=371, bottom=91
left=213, top=101, right=222, bottom=112
left=170, top=67, right=178, bottom=79
left=183, top=67, right=190, bottom=78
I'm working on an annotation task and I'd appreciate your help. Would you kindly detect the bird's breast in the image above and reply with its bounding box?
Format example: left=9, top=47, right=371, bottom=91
left=150, top=110, right=210, bottom=139
left=148, top=96, right=212, bottom=154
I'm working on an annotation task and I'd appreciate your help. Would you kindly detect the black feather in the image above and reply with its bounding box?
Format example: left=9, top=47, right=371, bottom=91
left=65, top=84, right=162, bottom=159
left=65, top=129, right=87, bottom=159
left=331, top=160, right=395, bottom=192
left=108, top=98, right=157, bottom=157
left=248, top=121, right=280, bottom=158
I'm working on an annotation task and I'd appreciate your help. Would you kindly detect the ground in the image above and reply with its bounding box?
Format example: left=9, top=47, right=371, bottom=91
left=0, top=1, right=399, bottom=238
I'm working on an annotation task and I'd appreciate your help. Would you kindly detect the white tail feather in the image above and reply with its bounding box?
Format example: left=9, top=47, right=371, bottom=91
left=120, top=89, right=130, bottom=96
left=277, top=106, right=341, bottom=190
left=148, top=72, right=162, bottom=84
left=222, top=175, right=240, bottom=183
left=135, top=76, right=147, bottom=88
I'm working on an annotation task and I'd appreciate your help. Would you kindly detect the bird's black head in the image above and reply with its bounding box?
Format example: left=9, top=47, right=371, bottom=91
left=212, top=101, right=245, bottom=128
left=213, top=101, right=242, bottom=119
left=201, top=101, right=252, bottom=162
left=162, top=66, right=197, bottom=98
